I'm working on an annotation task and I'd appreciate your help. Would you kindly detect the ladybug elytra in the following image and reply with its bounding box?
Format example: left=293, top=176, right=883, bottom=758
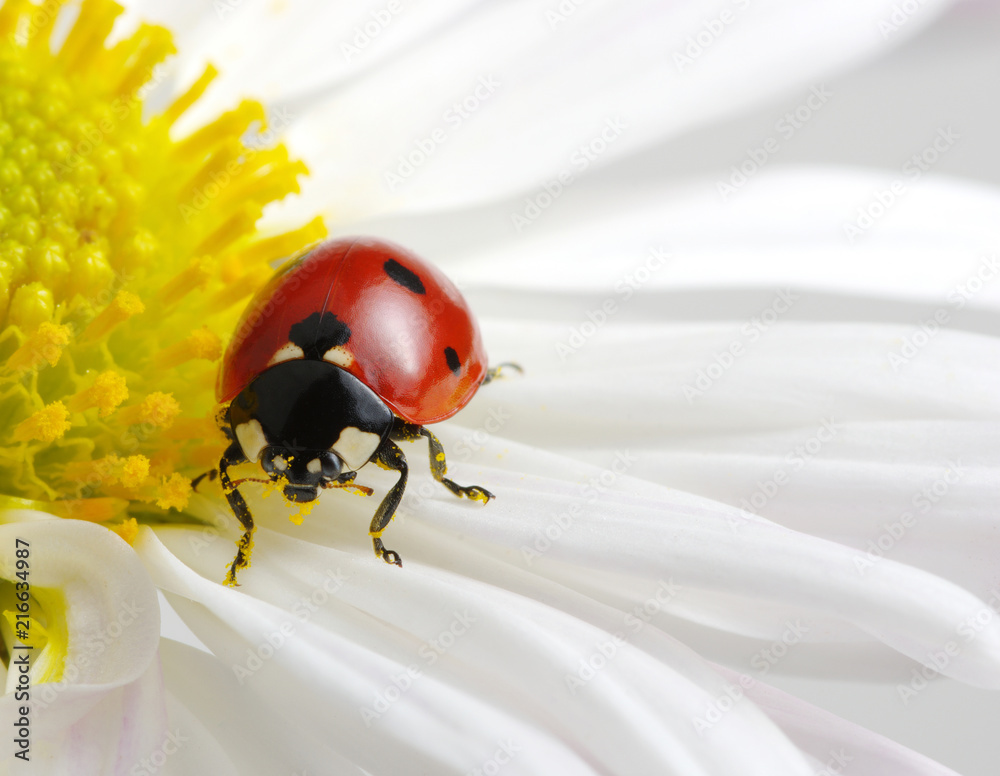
left=203, top=237, right=515, bottom=586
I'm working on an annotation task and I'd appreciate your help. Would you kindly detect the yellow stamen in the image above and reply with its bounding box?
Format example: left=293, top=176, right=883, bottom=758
left=204, top=271, right=267, bottom=314
left=0, top=273, right=9, bottom=320
left=174, top=100, right=267, bottom=161
left=64, top=455, right=122, bottom=488
left=187, top=444, right=224, bottom=470
left=50, top=497, right=129, bottom=523
left=112, top=25, right=176, bottom=98
left=194, top=203, right=263, bottom=256
left=80, top=290, right=145, bottom=342
left=180, top=140, right=244, bottom=200
left=118, top=456, right=150, bottom=489
left=23, top=0, right=64, bottom=49
left=66, top=371, right=129, bottom=417
left=58, top=0, right=123, bottom=72
left=6, top=322, right=72, bottom=372
left=154, top=328, right=222, bottom=370
left=0, top=0, right=29, bottom=40
left=111, top=517, right=139, bottom=545
left=221, top=217, right=327, bottom=277
left=155, top=472, right=191, bottom=511
left=117, top=393, right=181, bottom=428
left=219, top=161, right=309, bottom=209
left=162, top=416, right=221, bottom=442
left=66, top=454, right=150, bottom=491
left=159, top=257, right=213, bottom=307
left=12, top=402, right=71, bottom=443
left=159, top=64, right=218, bottom=127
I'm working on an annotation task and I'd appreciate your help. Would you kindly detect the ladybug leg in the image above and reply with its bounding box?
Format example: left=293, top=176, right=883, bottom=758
left=218, top=442, right=255, bottom=587
left=369, top=440, right=408, bottom=567
left=191, top=468, right=217, bottom=491
left=482, top=362, right=523, bottom=385
left=393, top=421, right=494, bottom=504
left=192, top=407, right=234, bottom=491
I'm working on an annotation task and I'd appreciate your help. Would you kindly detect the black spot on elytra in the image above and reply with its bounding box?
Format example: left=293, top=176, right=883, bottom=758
left=384, top=259, right=426, bottom=294
left=444, top=347, right=461, bottom=375
left=289, top=311, right=351, bottom=359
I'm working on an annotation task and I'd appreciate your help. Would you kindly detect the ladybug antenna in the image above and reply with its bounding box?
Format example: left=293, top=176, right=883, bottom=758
left=228, top=476, right=272, bottom=488
left=483, top=362, right=523, bottom=385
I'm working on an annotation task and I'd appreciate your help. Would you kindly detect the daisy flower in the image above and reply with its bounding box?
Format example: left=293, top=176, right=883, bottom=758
left=0, top=0, right=997, bottom=774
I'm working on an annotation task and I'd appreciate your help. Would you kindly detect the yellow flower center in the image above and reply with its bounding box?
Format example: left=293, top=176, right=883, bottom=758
left=0, top=0, right=326, bottom=526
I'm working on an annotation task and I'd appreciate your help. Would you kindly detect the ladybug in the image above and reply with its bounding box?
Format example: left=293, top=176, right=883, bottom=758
left=203, top=237, right=516, bottom=586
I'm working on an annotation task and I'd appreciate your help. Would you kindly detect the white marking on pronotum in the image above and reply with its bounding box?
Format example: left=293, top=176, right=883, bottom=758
left=307, top=458, right=322, bottom=474
left=268, top=342, right=305, bottom=366
left=332, top=426, right=380, bottom=470
left=235, top=419, right=268, bottom=462
left=323, top=345, right=354, bottom=368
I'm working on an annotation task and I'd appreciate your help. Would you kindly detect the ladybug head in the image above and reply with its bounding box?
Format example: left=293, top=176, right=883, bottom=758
left=227, top=359, right=395, bottom=504
left=259, top=446, right=342, bottom=502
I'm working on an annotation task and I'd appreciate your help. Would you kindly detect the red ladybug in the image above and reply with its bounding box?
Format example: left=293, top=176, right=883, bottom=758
left=205, top=238, right=515, bottom=586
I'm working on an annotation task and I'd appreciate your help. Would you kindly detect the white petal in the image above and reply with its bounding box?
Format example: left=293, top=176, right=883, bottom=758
left=193, top=331, right=1000, bottom=686
left=724, top=667, right=964, bottom=776
left=0, top=516, right=162, bottom=768
left=119, top=0, right=486, bottom=113
left=137, top=525, right=819, bottom=774
left=347, top=167, right=1000, bottom=308
left=271, top=0, right=955, bottom=221
left=158, top=638, right=352, bottom=775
